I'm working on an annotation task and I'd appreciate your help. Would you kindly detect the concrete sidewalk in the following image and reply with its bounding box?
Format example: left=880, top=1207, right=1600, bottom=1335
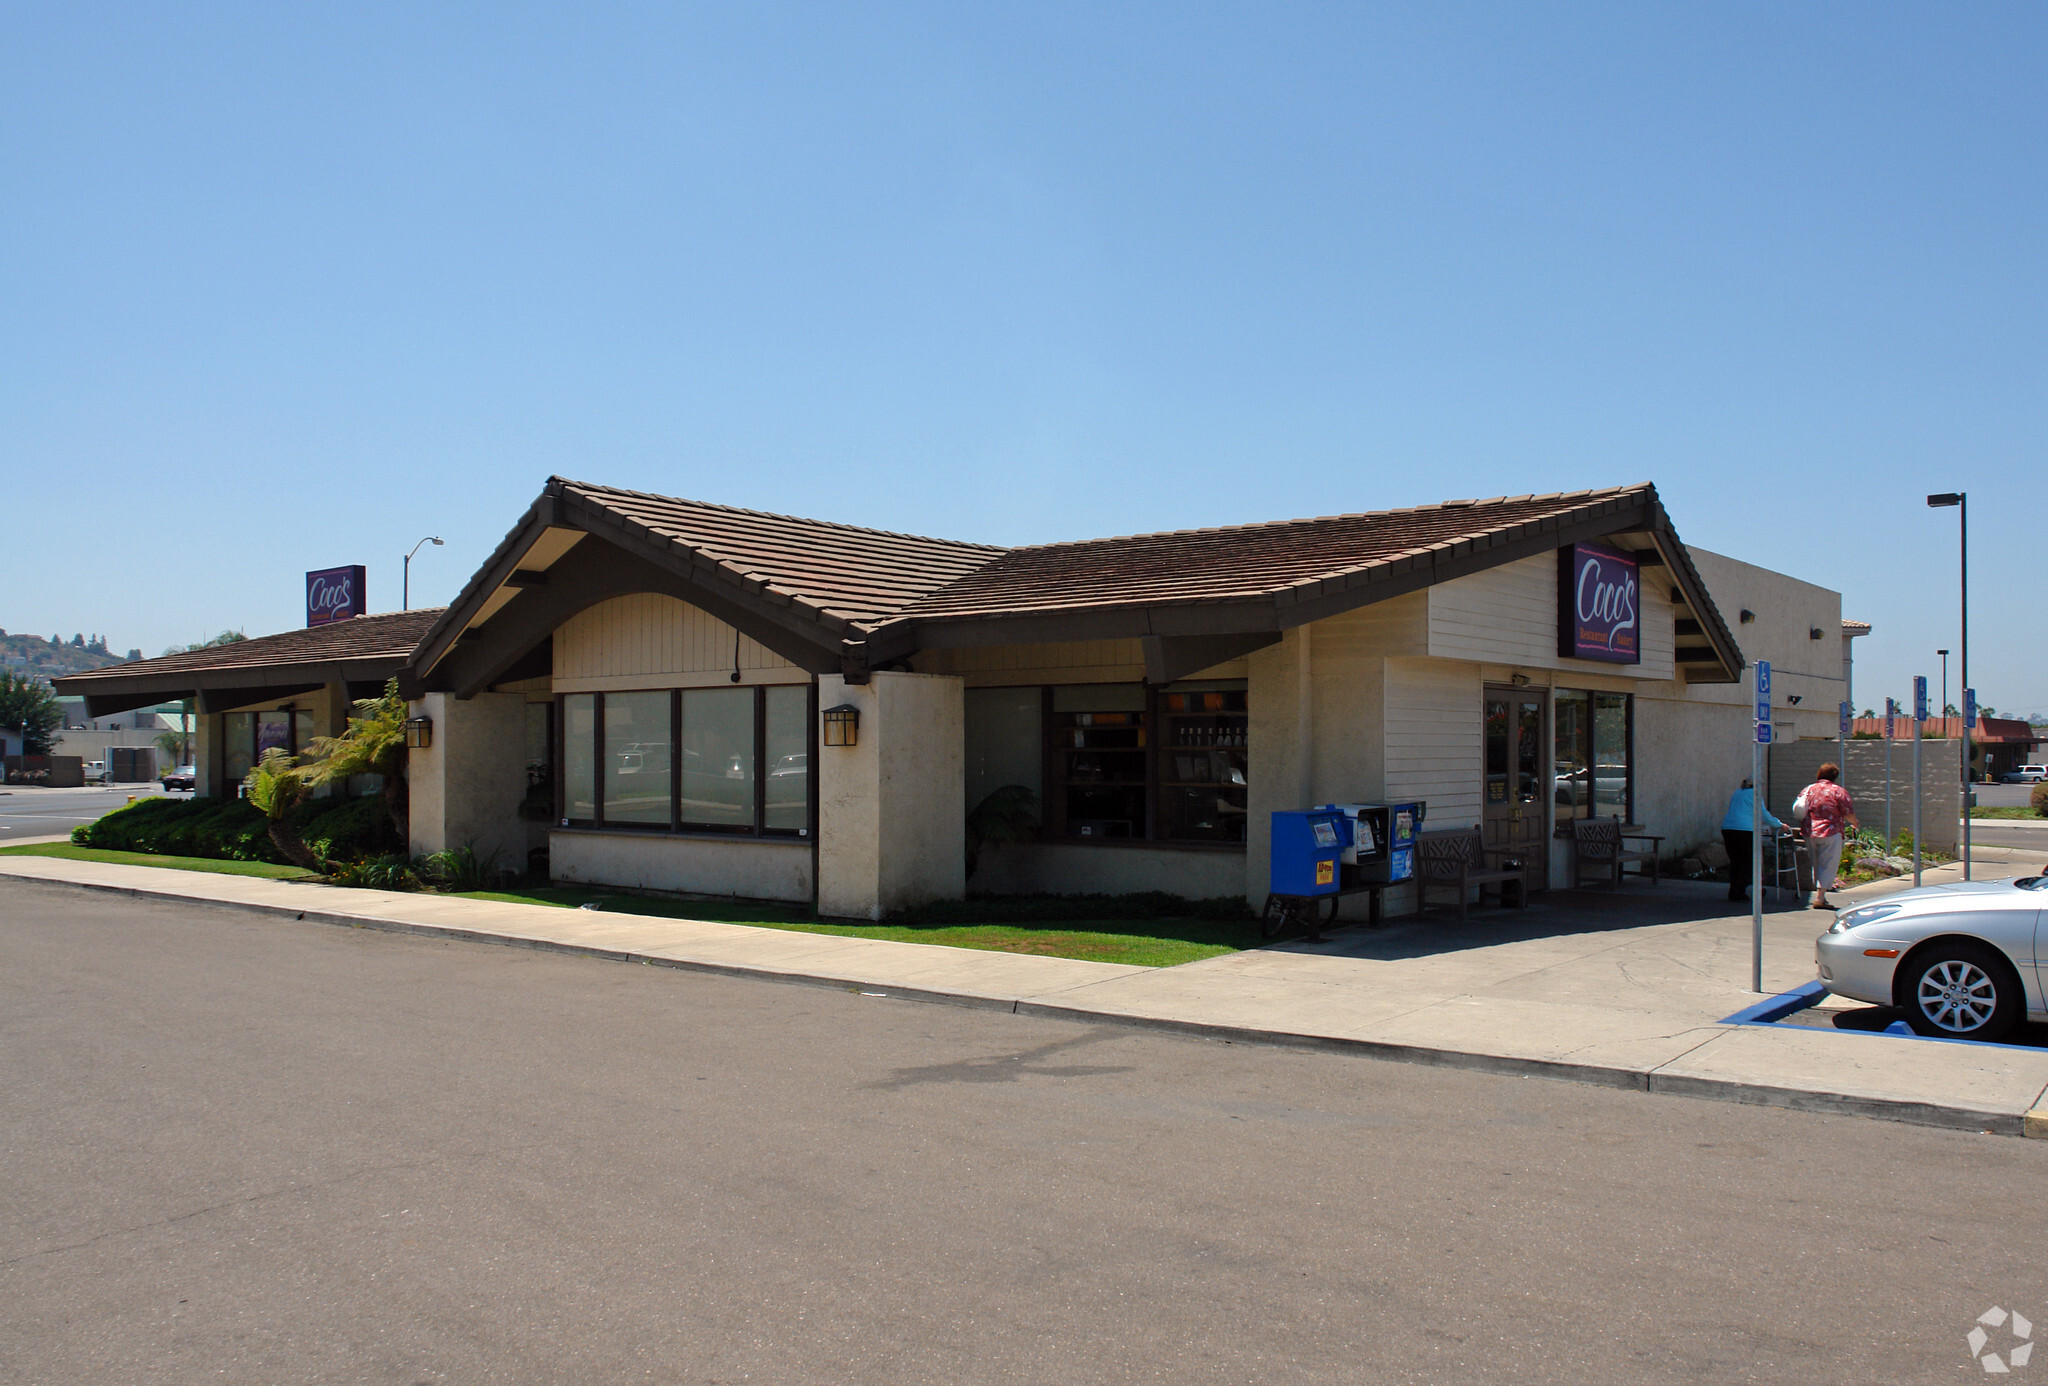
left=5, top=849, right=2046, bottom=1136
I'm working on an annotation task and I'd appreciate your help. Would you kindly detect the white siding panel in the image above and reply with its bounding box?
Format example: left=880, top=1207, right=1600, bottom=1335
left=1384, top=657, right=1483, bottom=831
left=1429, top=552, right=1674, bottom=681
left=554, top=594, right=799, bottom=688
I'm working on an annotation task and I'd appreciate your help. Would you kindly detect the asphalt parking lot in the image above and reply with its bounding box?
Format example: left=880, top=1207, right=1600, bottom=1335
left=5, top=878, right=2048, bottom=1384
left=0, top=784, right=173, bottom=842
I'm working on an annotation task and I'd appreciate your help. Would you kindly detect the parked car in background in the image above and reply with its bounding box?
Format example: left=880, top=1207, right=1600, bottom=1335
left=82, top=760, right=107, bottom=785
left=160, top=764, right=197, bottom=792
left=1815, top=876, right=2048, bottom=1041
left=2003, top=765, right=2047, bottom=784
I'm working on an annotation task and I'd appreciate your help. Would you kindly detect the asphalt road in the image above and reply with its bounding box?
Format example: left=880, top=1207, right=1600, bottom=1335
left=0, top=784, right=173, bottom=842
left=5, top=880, right=2046, bottom=1385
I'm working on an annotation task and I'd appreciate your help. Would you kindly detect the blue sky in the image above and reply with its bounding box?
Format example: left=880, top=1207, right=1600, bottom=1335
left=4, top=3, right=2041, bottom=715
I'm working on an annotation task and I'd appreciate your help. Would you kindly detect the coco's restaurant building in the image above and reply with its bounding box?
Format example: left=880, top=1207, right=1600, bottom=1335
left=63, top=478, right=1861, bottom=920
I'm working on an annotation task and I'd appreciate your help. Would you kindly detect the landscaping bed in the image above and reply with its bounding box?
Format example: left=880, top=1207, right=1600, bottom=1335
left=0, top=843, right=316, bottom=880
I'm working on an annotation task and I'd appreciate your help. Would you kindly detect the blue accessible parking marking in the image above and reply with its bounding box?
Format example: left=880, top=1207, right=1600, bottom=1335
left=1722, top=982, right=2048, bottom=1051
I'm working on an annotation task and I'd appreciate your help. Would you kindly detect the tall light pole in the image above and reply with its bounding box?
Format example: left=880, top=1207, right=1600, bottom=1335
left=1937, top=649, right=1949, bottom=716
left=1927, top=493, right=1968, bottom=880
left=403, top=536, right=444, bottom=612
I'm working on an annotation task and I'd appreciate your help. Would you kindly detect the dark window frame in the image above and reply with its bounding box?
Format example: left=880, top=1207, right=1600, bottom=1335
left=1041, top=680, right=1249, bottom=851
left=554, top=683, right=815, bottom=840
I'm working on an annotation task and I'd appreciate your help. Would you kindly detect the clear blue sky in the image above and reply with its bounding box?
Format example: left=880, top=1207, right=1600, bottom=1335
left=4, top=4, right=2041, bottom=715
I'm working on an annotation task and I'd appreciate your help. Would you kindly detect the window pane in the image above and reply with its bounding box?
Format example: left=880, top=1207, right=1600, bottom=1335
left=292, top=709, right=316, bottom=755
left=965, top=687, right=1043, bottom=819
left=1159, top=684, right=1247, bottom=842
left=1553, top=690, right=1589, bottom=825
left=763, top=685, right=808, bottom=832
left=564, top=694, right=597, bottom=822
left=257, top=711, right=291, bottom=759
left=1593, top=692, right=1630, bottom=819
left=223, top=712, right=257, bottom=785
left=682, top=687, right=753, bottom=827
left=604, top=692, right=672, bottom=826
left=1485, top=699, right=1510, bottom=807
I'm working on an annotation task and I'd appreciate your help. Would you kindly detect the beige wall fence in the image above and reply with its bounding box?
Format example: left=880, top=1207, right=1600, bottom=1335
left=1767, top=738, right=1960, bottom=854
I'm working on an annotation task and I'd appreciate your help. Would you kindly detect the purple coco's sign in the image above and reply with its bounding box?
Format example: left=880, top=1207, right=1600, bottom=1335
left=306, top=565, right=367, bottom=627
left=1556, top=542, right=1641, bottom=664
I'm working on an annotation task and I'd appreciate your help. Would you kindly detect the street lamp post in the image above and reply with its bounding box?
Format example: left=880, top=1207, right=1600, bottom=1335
left=403, top=536, right=444, bottom=612
left=1927, top=493, right=1968, bottom=880
left=1937, top=650, right=1949, bottom=717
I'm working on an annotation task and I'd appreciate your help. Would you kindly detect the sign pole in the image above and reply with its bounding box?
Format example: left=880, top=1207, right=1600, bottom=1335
left=1963, top=686, right=1976, bottom=882
left=1912, top=675, right=1926, bottom=887
left=1752, top=661, right=1770, bottom=993
left=1883, top=698, right=1894, bottom=849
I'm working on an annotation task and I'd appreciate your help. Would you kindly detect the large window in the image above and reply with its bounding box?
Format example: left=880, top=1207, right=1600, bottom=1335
left=1035, top=680, right=1249, bottom=846
left=1554, top=688, right=1632, bottom=828
left=559, top=685, right=812, bottom=837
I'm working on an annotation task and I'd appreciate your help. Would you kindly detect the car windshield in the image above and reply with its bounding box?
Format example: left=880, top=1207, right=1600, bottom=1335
left=2017, top=877, right=2045, bottom=891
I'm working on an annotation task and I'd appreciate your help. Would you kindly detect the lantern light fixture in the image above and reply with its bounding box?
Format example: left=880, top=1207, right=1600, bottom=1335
left=822, top=703, right=860, bottom=747
left=404, top=716, right=434, bottom=749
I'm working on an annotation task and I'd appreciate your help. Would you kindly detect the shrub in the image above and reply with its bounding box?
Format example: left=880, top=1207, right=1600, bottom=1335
left=72, top=792, right=404, bottom=865
left=2034, top=781, right=2048, bottom=817
left=293, top=794, right=402, bottom=862
left=327, top=854, right=419, bottom=890
left=75, top=795, right=281, bottom=861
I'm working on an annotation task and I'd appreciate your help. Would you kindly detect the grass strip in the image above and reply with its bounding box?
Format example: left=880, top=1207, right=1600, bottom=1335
left=0, top=842, right=317, bottom=880
left=455, top=885, right=1260, bottom=967
left=1970, top=806, right=2046, bottom=820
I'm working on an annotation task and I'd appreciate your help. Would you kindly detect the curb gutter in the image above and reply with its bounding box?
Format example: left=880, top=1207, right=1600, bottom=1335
left=6, top=868, right=2039, bottom=1139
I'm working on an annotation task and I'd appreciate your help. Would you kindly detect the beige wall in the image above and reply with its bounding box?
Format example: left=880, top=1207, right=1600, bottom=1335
left=1685, top=547, right=1847, bottom=739
left=816, top=671, right=966, bottom=919
left=554, top=592, right=805, bottom=692
left=915, top=637, right=1247, bottom=688
left=550, top=830, right=813, bottom=903
left=406, top=690, right=530, bottom=869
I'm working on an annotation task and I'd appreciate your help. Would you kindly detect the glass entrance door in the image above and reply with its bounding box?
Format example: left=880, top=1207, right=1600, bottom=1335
left=1483, top=688, right=1550, bottom=890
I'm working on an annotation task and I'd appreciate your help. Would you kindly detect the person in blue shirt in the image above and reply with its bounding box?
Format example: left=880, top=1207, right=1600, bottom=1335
left=1721, top=778, right=1785, bottom=902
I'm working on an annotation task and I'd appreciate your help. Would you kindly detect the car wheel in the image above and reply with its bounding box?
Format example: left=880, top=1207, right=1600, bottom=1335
left=1897, top=942, right=2022, bottom=1042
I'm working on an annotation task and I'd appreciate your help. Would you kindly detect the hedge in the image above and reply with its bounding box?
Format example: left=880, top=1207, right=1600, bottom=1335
left=74, top=793, right=400, bottom=864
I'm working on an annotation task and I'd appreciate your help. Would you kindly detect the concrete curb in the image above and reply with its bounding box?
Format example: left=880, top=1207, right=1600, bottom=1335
left=3, top=867, right=2036, bottom=1138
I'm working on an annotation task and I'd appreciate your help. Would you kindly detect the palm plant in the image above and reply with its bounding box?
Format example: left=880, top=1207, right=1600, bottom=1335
left=300, top=678, right=411, bottom=840
left=244, top=748, right=323, bottom=872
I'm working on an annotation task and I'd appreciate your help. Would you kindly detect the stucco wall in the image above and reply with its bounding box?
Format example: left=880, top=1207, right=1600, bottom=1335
left=406, top=690, right=531, bottom=868
left=1685, top=546, right=1847, bottom=738
left=970, top=842, right=1247, bottom=899
left=1632, top=691, right=1752, bottom=860
left=817, top=671, right=965, bottom=919
left=549, top=830, right=813, bottom=903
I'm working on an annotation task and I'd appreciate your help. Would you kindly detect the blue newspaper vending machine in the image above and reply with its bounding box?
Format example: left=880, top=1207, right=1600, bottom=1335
left=1323, top=802, right=1426, bottom=884
left=1269, top=808, right=1353, bottom=898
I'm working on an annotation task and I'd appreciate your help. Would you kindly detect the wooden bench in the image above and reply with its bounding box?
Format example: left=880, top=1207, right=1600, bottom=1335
left=1570, top=818, right=1661, bottom=888
left=1415, top=827, right=1527, bottom=919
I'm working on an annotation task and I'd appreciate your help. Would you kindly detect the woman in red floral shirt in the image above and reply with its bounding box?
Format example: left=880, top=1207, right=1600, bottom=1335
left=1793, top=763, right=1858, bottom=910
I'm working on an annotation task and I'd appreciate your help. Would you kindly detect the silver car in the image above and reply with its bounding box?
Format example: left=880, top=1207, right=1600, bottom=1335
left=1815, top=876, right=2047, bottom=1041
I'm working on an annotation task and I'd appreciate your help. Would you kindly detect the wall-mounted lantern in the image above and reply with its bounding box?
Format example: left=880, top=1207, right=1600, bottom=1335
left=822, top=704, right=860, bottom=747
left=404, top=716, right=434, bottom=749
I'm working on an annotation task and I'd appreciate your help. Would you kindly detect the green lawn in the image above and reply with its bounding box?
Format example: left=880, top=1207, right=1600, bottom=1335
left=0, top=842, right=317, bottom=879
left=456, top=885, right=1262, bottom=967
left=1971, top=806, right=2045, bottom=820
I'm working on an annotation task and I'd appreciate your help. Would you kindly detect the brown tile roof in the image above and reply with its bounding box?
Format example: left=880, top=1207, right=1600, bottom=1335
left=557, top=480, right=1000, bottom=628
left=56, top=609, right=443, bottom=686
left=891, top=485, right=1650, bottom=622
left=1850, top=716, right=2043, bottom=743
